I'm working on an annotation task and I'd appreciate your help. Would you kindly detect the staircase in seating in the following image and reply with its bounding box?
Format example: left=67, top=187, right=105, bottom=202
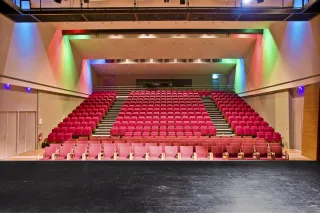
left=93, top=96, right=127, bottom=136
left=202, top=98, right=233, bottom=136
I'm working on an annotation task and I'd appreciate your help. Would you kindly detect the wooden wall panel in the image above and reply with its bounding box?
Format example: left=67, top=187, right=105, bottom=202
left=301, top=83, right=320, bottom=160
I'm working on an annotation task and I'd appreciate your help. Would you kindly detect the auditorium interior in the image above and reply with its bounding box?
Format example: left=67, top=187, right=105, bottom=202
left=0, top=0, right=320, bottom=212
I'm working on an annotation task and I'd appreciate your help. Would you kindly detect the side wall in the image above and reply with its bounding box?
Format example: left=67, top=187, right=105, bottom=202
left=233, top=15, right=320, bottom=96
left=38, top=91, right=84, bottom=138
left=301, top=83, right=320, bottom=160
left=244, top=90, right=290, bottom=147
left=0, top=85, right=84, bottom=150
left=0, top=14, right=94, bottom=97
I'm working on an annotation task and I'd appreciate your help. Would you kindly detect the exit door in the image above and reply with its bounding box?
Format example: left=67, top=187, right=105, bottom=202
left=18, top=112, right=36, bottom=154
left=0, top=112, right=18, bottom=159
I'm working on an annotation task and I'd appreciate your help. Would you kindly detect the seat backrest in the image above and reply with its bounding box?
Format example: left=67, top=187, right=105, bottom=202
left=50, top=143, right=61, bottom=150
left=119, top=146, right=131, bottom=159
left=116, top=142, right=129, bottom=152
left=180, top=146, right=193, bottom=159
left=165, top=146, right=178, bottom=158
left=226, top=146, right=239, bottom=155
left=195, top=146, right=208, bottom=158
left=88, top=145, right=100, bottom=158
left=149, top=146, right=162, bottom=158
left=73, top=146, right=86, bottom=158
left=211, top=146, right=223, bottom=157
left=59, top=146, right=72, bottom=158
left=44, top=146, right=56, bottom=158
left=241, top=146, right=254, bottom=156
left=256, top=146, right=268, bottom=156
left=133, top=146, right=146, bottom=158
left=145, top=143, right=158, bottom=152
left=270, top=146, right=283, bottom=157
left=103, top=144, right=116, bottom=159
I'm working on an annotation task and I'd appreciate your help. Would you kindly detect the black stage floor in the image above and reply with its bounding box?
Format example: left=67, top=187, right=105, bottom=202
left=0, top=161, right=320, bottom=213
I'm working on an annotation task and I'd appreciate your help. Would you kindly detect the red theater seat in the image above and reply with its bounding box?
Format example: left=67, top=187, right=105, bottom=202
left=180, top=146, right=194, bottom=160
left=195, top=146, right=209, bottom=160
left=211, top=146, right=223, bottom=159
left=148, top=146, right=163, bottom=160
left=164, top=146, right=178, bottom=160
left=132, top=146, right=146, bottom=160
left=255, top=146, right=269, bottom=160
left=225, top=146, right=240, bottom=160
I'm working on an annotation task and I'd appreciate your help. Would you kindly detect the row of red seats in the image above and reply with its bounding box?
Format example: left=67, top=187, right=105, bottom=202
left=48, top=127, right=92, bottom=143
left=47, top=91, right=117, bottom=140
left=42, top=141, right=288, bottom=161
left=110, top=126, right=217, bottom=137
left=111, top=91, right=214, bottom=137
left=112, top=121, right=215, bottom=127
left=212, top=92, right=282, bottom=141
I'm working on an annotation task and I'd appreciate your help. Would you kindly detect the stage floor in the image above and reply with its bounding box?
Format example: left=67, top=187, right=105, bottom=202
left=0, top=161, right=319, bottom=212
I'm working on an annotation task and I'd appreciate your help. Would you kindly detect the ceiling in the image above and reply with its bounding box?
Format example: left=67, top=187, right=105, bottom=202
left=70, top=35, right=256, bottom=59
left=91, top=63, right=236, bottom=75
left=1, top=0, right=319, bottom=22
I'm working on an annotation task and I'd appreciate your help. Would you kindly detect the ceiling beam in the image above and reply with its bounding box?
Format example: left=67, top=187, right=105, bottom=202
left=63, top=29, right=264, bottom=35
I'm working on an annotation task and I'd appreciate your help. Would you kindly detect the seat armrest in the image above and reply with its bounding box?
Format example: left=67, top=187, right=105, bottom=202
left=145, top=152, right=150, bottom=160
left=209, top=152, right=213, bottom=160
left=67, top=153, right=72, bottom=160
left=113, top=152, right=117, bottom=160
left=98, top=152, right=103, bottom=160
left=256, top=152, right=260, bottom=160
left=177, top=153, right=181, bottom=160
left=161, top=153, right=165, bottom=160
left=51, top=153, right=57, bottom=160
left=82, top=153, right=87, bottom=160
left=193, top=152, right=197, bottom=160
left=239, top=152, right=244, bottom=159
left=129, top=153, right=133, bottom=160
left=162, top=153, right=166, bottom=160
left=225, top=152, right=229, bottom=160
left=271, top=152, right=275, bottom=160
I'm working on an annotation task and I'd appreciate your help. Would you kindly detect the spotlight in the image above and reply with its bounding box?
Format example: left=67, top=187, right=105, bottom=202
left=257, top=0, right=264, bottom=3
left=243, top=0, right=251, bottom=4
left=4, top=83, right=10, bottom=90
left=26, top=87, right=32, bottom=93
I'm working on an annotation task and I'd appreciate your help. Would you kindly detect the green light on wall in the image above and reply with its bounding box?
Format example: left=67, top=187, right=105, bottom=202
left=68, top=35, right=90, bottom=40
left=221, top=59, right=238, bottom=64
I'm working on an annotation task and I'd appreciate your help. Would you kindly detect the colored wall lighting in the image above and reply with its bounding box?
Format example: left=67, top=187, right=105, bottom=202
left=4, top=84, right=10, bottom=90
left=26, top=87, right=32, bottom=93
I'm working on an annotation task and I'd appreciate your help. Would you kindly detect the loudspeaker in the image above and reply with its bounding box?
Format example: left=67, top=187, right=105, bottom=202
left=257, top=0, right=264, bottom=3
left=54, top=0, right=61, bottom=4
left=180, top=0, right=185, bottom=5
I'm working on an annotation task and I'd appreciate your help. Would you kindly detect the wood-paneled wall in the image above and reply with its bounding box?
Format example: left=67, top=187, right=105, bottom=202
left=301, top=83, right=320, bottom=160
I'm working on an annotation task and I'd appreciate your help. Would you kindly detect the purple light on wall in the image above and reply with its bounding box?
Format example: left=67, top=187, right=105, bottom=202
left=4, top=84, right=10, bottom=90
left=26, top=87, right=31, bottom=93
left=298, top=86, right=305, bottom=96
